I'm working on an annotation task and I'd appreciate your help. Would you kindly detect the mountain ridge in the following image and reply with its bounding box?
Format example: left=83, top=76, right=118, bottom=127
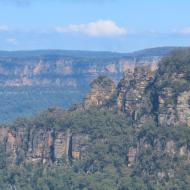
left=0, top=46, right=185, bottom=123
left=0, top=47, right=174, bottom=122
left=0, top=46, right=180, bottom=58
left=1, top=48, right=190, bottom=189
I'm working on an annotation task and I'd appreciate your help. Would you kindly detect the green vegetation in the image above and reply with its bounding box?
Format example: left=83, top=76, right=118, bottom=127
left=90, top=76, right=115, bottom=89
left=0, top=107, right=190, bottom=190
left=156, top=48, right=190, bottom=93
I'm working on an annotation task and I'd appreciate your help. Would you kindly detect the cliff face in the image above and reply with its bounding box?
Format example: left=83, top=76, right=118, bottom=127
left=116, top=64, right=157, bottom=125
left=152, top=50, right=190, bottom=127
left=1, top=48, right=190, bottom=169
left=1, top=125, right=190, bottom=169
left=0, top=127, right=89, bottom=166
left=0, top=50, right=160, bottom=88
left=112, top=49, right=190, bottom=128
left=84, top=76, right=116, bottom=108
left=83, top=49, right=190, bottom=129
left=1, top=49, right=190, bottom=190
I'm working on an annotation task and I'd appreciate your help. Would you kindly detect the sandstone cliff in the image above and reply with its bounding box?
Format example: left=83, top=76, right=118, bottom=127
left=1, top=48, right=190, bottom=170
left=84, top=76, right=116, bottom=108
left=0, top=50, right=161, bottom=88
left=0, top=127, right=89, bottom=166
left=116, top=65, right=157, bottom=126
left=111, top=49, right=190, bottom=128
left=0, top=124, right=190, bottom=170
left=82, top=48, right=190, bottom=129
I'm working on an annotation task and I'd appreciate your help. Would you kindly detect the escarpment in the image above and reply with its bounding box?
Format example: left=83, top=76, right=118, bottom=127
left=1, top=124, right=190, bottom=170
left=0, top=127, right=89, bottom=165
left=116, top=65, right=157, bottom=126
left=0, top=49, right=161, bottom=88
left=84, top=76, right=116, bottom=108
left=85, top=61, right=190, bottom=128
left=82, top=48, right=190, bottom=128
left=1, top=48, right=190, bottom=175
left=111, top=48, right=190, bottom=128
left=152, top=49, right=190, bottom=127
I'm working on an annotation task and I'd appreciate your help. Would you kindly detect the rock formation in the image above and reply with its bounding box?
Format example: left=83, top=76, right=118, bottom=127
left=1, top=48, right=190, bottom=169
left=113, top=49, right=190, bottom=128
left=84, top=76, right=116, bottom=108
left=0, top=125, right=189, bottom=168
left=0, top=127, right=89, bottom=165
left=0, top=50, right=161, bottom=88
left=116, top=65, right=157, bottom=126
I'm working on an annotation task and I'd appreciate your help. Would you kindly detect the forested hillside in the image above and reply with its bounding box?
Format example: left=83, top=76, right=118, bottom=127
left=0, top=48, right=190, bottom=189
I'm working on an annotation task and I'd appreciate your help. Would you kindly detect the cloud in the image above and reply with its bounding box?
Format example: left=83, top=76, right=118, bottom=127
left=172, top=27, right=190, bottom=35
left=55, top=20, right=127, bottom=37
left=0, top=25, right=9, bottom=32
left=181, top=27, right=190, bottom=35
left=6, top=38, right=18, bottom=45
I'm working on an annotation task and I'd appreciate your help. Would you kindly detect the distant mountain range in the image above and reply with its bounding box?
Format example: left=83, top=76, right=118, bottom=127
left=0, top=47, right=183, bottom=122
left=0, top=47, right=179, bottom=87
left=0, top=46, right=179, bottom=58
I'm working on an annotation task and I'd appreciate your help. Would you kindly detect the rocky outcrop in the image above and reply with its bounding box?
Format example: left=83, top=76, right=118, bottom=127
left=176, top=91, right=190, bottom=127
left=152, top=50, right=190, bottom=127
left=0, top=127, right=89, bottom=166
left=84, top=76, right=116, bottom=108
left=155, top=87, right=190, bottom=127
left=113, top=49, right=190, bottom=128
left=1, top=126, right=190, bottom=168
left=82, top=51, right=190, bottom=128
left=116, top=65, right=157, bottom=126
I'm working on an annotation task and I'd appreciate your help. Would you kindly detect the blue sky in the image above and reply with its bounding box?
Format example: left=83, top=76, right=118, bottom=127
left=0, top=0, right=190, bottom=52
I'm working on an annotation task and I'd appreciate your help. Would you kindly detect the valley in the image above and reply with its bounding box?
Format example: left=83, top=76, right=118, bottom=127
left=0, top=48, right=190, bottom=189
left=0, top=47, right=174, bottom=122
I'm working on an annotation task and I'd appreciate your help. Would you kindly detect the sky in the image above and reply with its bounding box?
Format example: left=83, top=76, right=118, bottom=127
left=0, top=0, right=190, bottom=52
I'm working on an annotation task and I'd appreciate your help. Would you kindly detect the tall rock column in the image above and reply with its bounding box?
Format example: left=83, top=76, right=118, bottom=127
left=84, top=76, right=116, bottom=108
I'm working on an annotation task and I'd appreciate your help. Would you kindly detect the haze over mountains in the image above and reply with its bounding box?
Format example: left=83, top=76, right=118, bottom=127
left=0, top=47, right=178, bottom=122
left=0, top=47, right=175, bottom=87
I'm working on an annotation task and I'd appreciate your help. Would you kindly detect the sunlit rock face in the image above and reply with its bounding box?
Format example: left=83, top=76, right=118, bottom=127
left=115, top=65, right=157, bottom=126
left=114, top=49, right=190, bottom=128
left=155, top=88, right=190, bottom=127
left=177, top=91, right=190, bottom=127
left=84, top=76, right=116, bottom=108
left=152, top=50, right=190, bottom=127
left=0, top=127, right=89, bottom=165
left=82, top=55, right=190, bottom=128
left=0, top=50, right=162, bottom=88
left=1, top=126, right=190, bottom=168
